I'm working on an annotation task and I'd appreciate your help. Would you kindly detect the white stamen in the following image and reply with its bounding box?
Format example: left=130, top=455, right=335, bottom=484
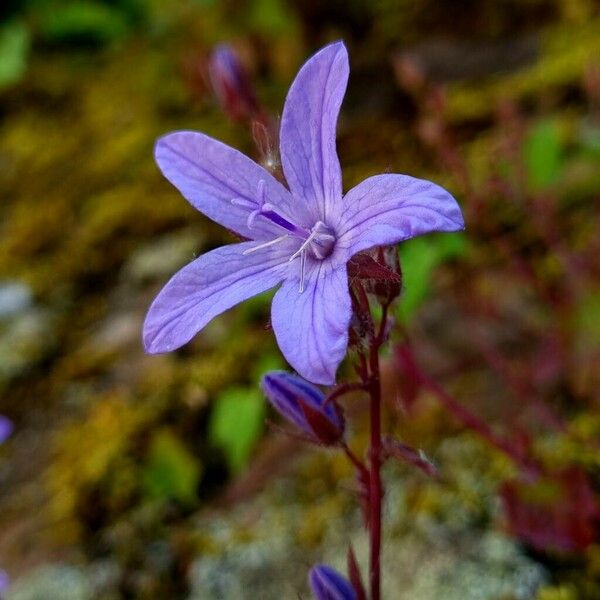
left=242, top=234, right=289, bottom=255
left=231, top=197, right=254, bottom=209
left=299, top=250, right=307, bottom=293
left=257, top=179, right=266, bottom=201
left=288, top=229, right=319, bottom=262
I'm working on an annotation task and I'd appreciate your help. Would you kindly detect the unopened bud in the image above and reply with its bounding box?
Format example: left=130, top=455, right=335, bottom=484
left=0, top=415, right=13, bottom=444
left=209, top=44, right=259, bottom=121
left=0, top=569, right=9, bottom=594
left=309, top=564, right=357, bottom=600
left=261, top=371, right=344, bottom=446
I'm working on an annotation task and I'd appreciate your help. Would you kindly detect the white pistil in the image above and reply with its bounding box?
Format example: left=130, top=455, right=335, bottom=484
left=242, top=234, right=289, bottom=255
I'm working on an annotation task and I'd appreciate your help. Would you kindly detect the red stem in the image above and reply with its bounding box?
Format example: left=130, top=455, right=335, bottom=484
left=367, top=349, right=383, bottom=600
left=417, top=368, right=540, bottom=477
left=367, top=299, right=387, bottom=600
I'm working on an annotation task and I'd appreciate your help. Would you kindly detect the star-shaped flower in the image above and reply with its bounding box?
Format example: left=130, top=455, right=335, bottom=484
left=143, top=41, right=464, bottom=384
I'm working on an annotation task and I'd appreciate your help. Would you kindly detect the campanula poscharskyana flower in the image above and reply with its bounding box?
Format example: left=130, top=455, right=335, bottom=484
left=143, top=42, right=464, bottom=384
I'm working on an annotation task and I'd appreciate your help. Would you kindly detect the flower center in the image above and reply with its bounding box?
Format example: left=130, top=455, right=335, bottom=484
left=289, top=221, right=336, bottom=261
left=235, top=181, right=337, bottom=292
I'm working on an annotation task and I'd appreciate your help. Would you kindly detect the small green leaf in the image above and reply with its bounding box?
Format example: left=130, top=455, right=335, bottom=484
left=523, top=119, right=563, bottom=192
left=0, top=21, right=30, bottom=89
left=397, top=233, right=466, bottom=322
left=209, top=387, right=265, bottom=473
left=142, top=429, right=201, bottom=505
left=38, top=1, right=129, bottom=46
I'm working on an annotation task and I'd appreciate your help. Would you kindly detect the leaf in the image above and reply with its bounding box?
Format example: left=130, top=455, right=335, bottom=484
left=0, top=21, right=30, bottom=89
left=347, top=253, right=401, bottom=283
left=38, top=1, right=129, bottom=47
left=397, top=233, right=466, bottom=322
left=209, top=387, right=265, bottom=473
left=523, top=119, right=563, bottom=192
left=382, top=436, right=439, bottom=478
left=142, top=429, right=201, bottom=506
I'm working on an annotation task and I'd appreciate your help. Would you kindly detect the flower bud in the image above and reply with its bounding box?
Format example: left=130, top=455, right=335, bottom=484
left=208, top=44, right=259, bottom=121
left=0, top=415, right=13, bottom=444
left=309, top=564, right=357, bottom=600
left=261, top=371, right=344, bottom=446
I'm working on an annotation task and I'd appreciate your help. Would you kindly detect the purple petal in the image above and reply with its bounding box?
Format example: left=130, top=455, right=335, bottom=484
left=0, top=415, right=13, bottom=444
left=279, top=42, right=348, bottom=223
left=309, top=564, right=357, bottom=600
left=271, top=260, right=351, bottom=385
left=144, top=241, right=292, bottom=353
left=336, top=174, right=465, bottom=257
left=155, top=131, right=308, bottom=240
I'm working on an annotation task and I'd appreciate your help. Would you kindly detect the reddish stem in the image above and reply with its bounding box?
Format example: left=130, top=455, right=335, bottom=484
left=367, top=349, right=383, bottom=600
left=417, top=368, right=540, bottom=477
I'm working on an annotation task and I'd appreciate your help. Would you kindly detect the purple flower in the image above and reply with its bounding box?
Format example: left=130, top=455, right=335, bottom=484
left=143, top=41, right=464, bottom=384
left=261, top=371, right=344, bottom=445
left=309, top=564, right=357, bottom=600
left=0, top=416, right=13, bottom=444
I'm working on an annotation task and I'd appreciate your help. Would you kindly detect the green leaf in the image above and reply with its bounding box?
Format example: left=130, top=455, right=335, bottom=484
left=38, top=1, right=129, bottom=46
left=0, top=21, right=30, bottom=89
left=248, top=0, right=296, bottom=35
left=142, top=429, right=201, bottom=505
left=209, top=387, right=265, bottom=473
left=523, top=119, right=563, bottom=192
left=397, top=233, right=466, bottom=322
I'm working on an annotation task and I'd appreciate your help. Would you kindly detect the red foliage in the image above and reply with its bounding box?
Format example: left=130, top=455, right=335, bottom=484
left=500, top=467, right=600, bottom=553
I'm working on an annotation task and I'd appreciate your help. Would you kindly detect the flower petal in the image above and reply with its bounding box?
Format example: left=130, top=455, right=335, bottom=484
left=279, top=41, right=348, bottom=223
left=155, top=131, right=304, bottom=240
left=336, top=174, right=464, bottom=257
left=144, top=241, right=291, bottom=353
left=271, top=260, right=351, bottom=384
left=309, top=564, right=357, bottom=600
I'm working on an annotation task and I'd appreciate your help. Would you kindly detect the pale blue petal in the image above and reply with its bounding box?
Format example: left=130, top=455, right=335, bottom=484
left=271, top=260, right=351, bottom=385
left=279, top=42, right=349, bottom=223
left=144, top=241, right=292, bottom=353
left=336, top=174, right=464, bottom=257
left=155, top=131, right=306, bottom=240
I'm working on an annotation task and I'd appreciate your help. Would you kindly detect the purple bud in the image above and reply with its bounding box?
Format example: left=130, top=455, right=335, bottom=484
left=0, top=416, right=13, bottom=444
left=309, top=564, right=357, bottom=600
left=261, top=371, right=344, bottom=445
left=208, top=44, right=259, bottom=121
left=0, top=569, right=9, bottom=593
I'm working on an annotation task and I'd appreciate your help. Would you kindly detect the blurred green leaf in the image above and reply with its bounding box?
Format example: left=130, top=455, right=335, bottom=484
left=142, top=429, right=201, bottom=505
left=209, top=386, right=265, bottom=473
left=523, top=119, right=563, bottom=192
left=249, top=0, right=296, bottom=35
left=38, top=1, right=129, bottom=46
left=0, top=21, right=30, bottom=89
left=397, top=233, right=466, bottom=322
left=573, top=290, right=600, bottom=345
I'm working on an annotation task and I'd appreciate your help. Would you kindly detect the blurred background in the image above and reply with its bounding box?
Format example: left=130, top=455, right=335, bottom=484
left=0, top=1, right=599, bottom=598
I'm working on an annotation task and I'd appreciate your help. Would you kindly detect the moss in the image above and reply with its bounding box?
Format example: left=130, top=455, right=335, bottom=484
left=446, top=18, right=600, bottom=121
